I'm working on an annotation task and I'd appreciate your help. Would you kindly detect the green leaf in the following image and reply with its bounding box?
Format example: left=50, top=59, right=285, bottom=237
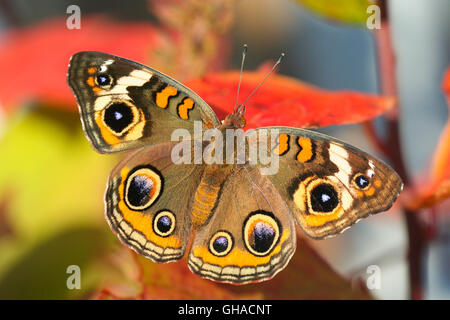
left=0, top=106, right=119, bottom=298
left=0, top=107, right=117, bottom=240
left=0, top=227, right=108, bottom=299
left=296, top=0, right=374, bottom=26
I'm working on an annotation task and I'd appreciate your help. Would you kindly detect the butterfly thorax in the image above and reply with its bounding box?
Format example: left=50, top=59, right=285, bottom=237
left=190, top=110, right=247, bottom=227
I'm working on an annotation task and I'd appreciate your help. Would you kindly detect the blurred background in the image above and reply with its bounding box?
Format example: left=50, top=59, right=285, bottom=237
left=0, top=0, right=448, bottom=299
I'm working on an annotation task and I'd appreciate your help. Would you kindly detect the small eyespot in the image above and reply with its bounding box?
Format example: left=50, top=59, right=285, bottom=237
left=208, top=231, right=233, bottom=257
left=353, top=173, right=370, bottom=190
left=124, top=166, right=163, bottom=211
left=243, top=211, right=281, bottom=257
left=153, top=210, right=176, bottom=237
left=95, top=74, right=113, bottom=88
left=103, top=102, right=135, bottom=134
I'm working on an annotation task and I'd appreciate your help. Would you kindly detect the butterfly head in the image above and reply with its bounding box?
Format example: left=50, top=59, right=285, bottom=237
left=225, top=45, right=283, bottom=130
left=223, top=104, right=246, bottom=128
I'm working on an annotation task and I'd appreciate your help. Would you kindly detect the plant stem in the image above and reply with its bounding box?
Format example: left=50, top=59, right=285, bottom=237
left=373, top=0, right=427, bottom=300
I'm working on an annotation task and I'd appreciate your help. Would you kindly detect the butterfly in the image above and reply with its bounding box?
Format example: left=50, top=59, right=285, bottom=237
left=67, top=51, right=402, bottom=284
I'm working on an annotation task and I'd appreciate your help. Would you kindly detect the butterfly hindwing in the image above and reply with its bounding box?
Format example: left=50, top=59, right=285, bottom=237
left=106, top=141, right=205, bottom=262
left=188, top=165, right=296, bottom=284
left=68, top=51, right=220, bottom=153
left=250, top=127, right=403, bottom=239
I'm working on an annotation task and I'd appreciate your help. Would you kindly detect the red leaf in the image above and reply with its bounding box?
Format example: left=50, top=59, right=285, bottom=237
left=94, top=236, right=372, bottom=300
left=0, top=16, right=166, bottom=111
left=407, top=67, right=450, bottom=210
left=442, top=67, right=450, bottom=102
left=407, top=180, right=450, bottom=211
left=432, top=68, right=450, bottom=185
left=185, top=70, right=396, bottom=129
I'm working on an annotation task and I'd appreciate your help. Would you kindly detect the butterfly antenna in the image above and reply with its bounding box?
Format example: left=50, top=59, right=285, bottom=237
left=240, top=52, right=285, bottom=108
left=233, top=44, right=248, bottom=113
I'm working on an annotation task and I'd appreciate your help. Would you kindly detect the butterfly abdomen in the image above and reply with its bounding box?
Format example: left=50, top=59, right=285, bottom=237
left=192, top=166, right=232, bottom=227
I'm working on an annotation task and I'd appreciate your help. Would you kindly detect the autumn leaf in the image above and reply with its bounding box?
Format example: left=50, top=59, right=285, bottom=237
left=407, top=67, right=450, bottom=210
left=443, top=67, right=450, bottom=102
left=0, top=15, right=394, bottom=130
left=406, top=180, right=450, bottom=212
left=185, top=70, right=395, bottom=129
left=0, top=16, right=166, bottom=112
left=95, top=236, right=372, bottom=300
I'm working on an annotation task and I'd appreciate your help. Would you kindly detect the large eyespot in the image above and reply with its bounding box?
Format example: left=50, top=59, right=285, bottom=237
left=124, top=166, right=163, bottom=211
left=153, top=210, right=176, bottom=237
left=95, top=73, right=113, bottom=88
left=243, top=211, right=281, bottom=257
left=353, top=173, right=370, bottom=190
left=291, top=176, right=342, bottom=216
left=103, top=101, right=137, bottom=135
left=208, top=231, right=233, bottom=257
left=309, top=182, right=339, bottom=213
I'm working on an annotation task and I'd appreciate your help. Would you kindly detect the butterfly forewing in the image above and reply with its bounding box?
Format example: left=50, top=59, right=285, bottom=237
left=68, top=51, right=219, bottom=153
left=249, top=126, right=403, bottom=239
